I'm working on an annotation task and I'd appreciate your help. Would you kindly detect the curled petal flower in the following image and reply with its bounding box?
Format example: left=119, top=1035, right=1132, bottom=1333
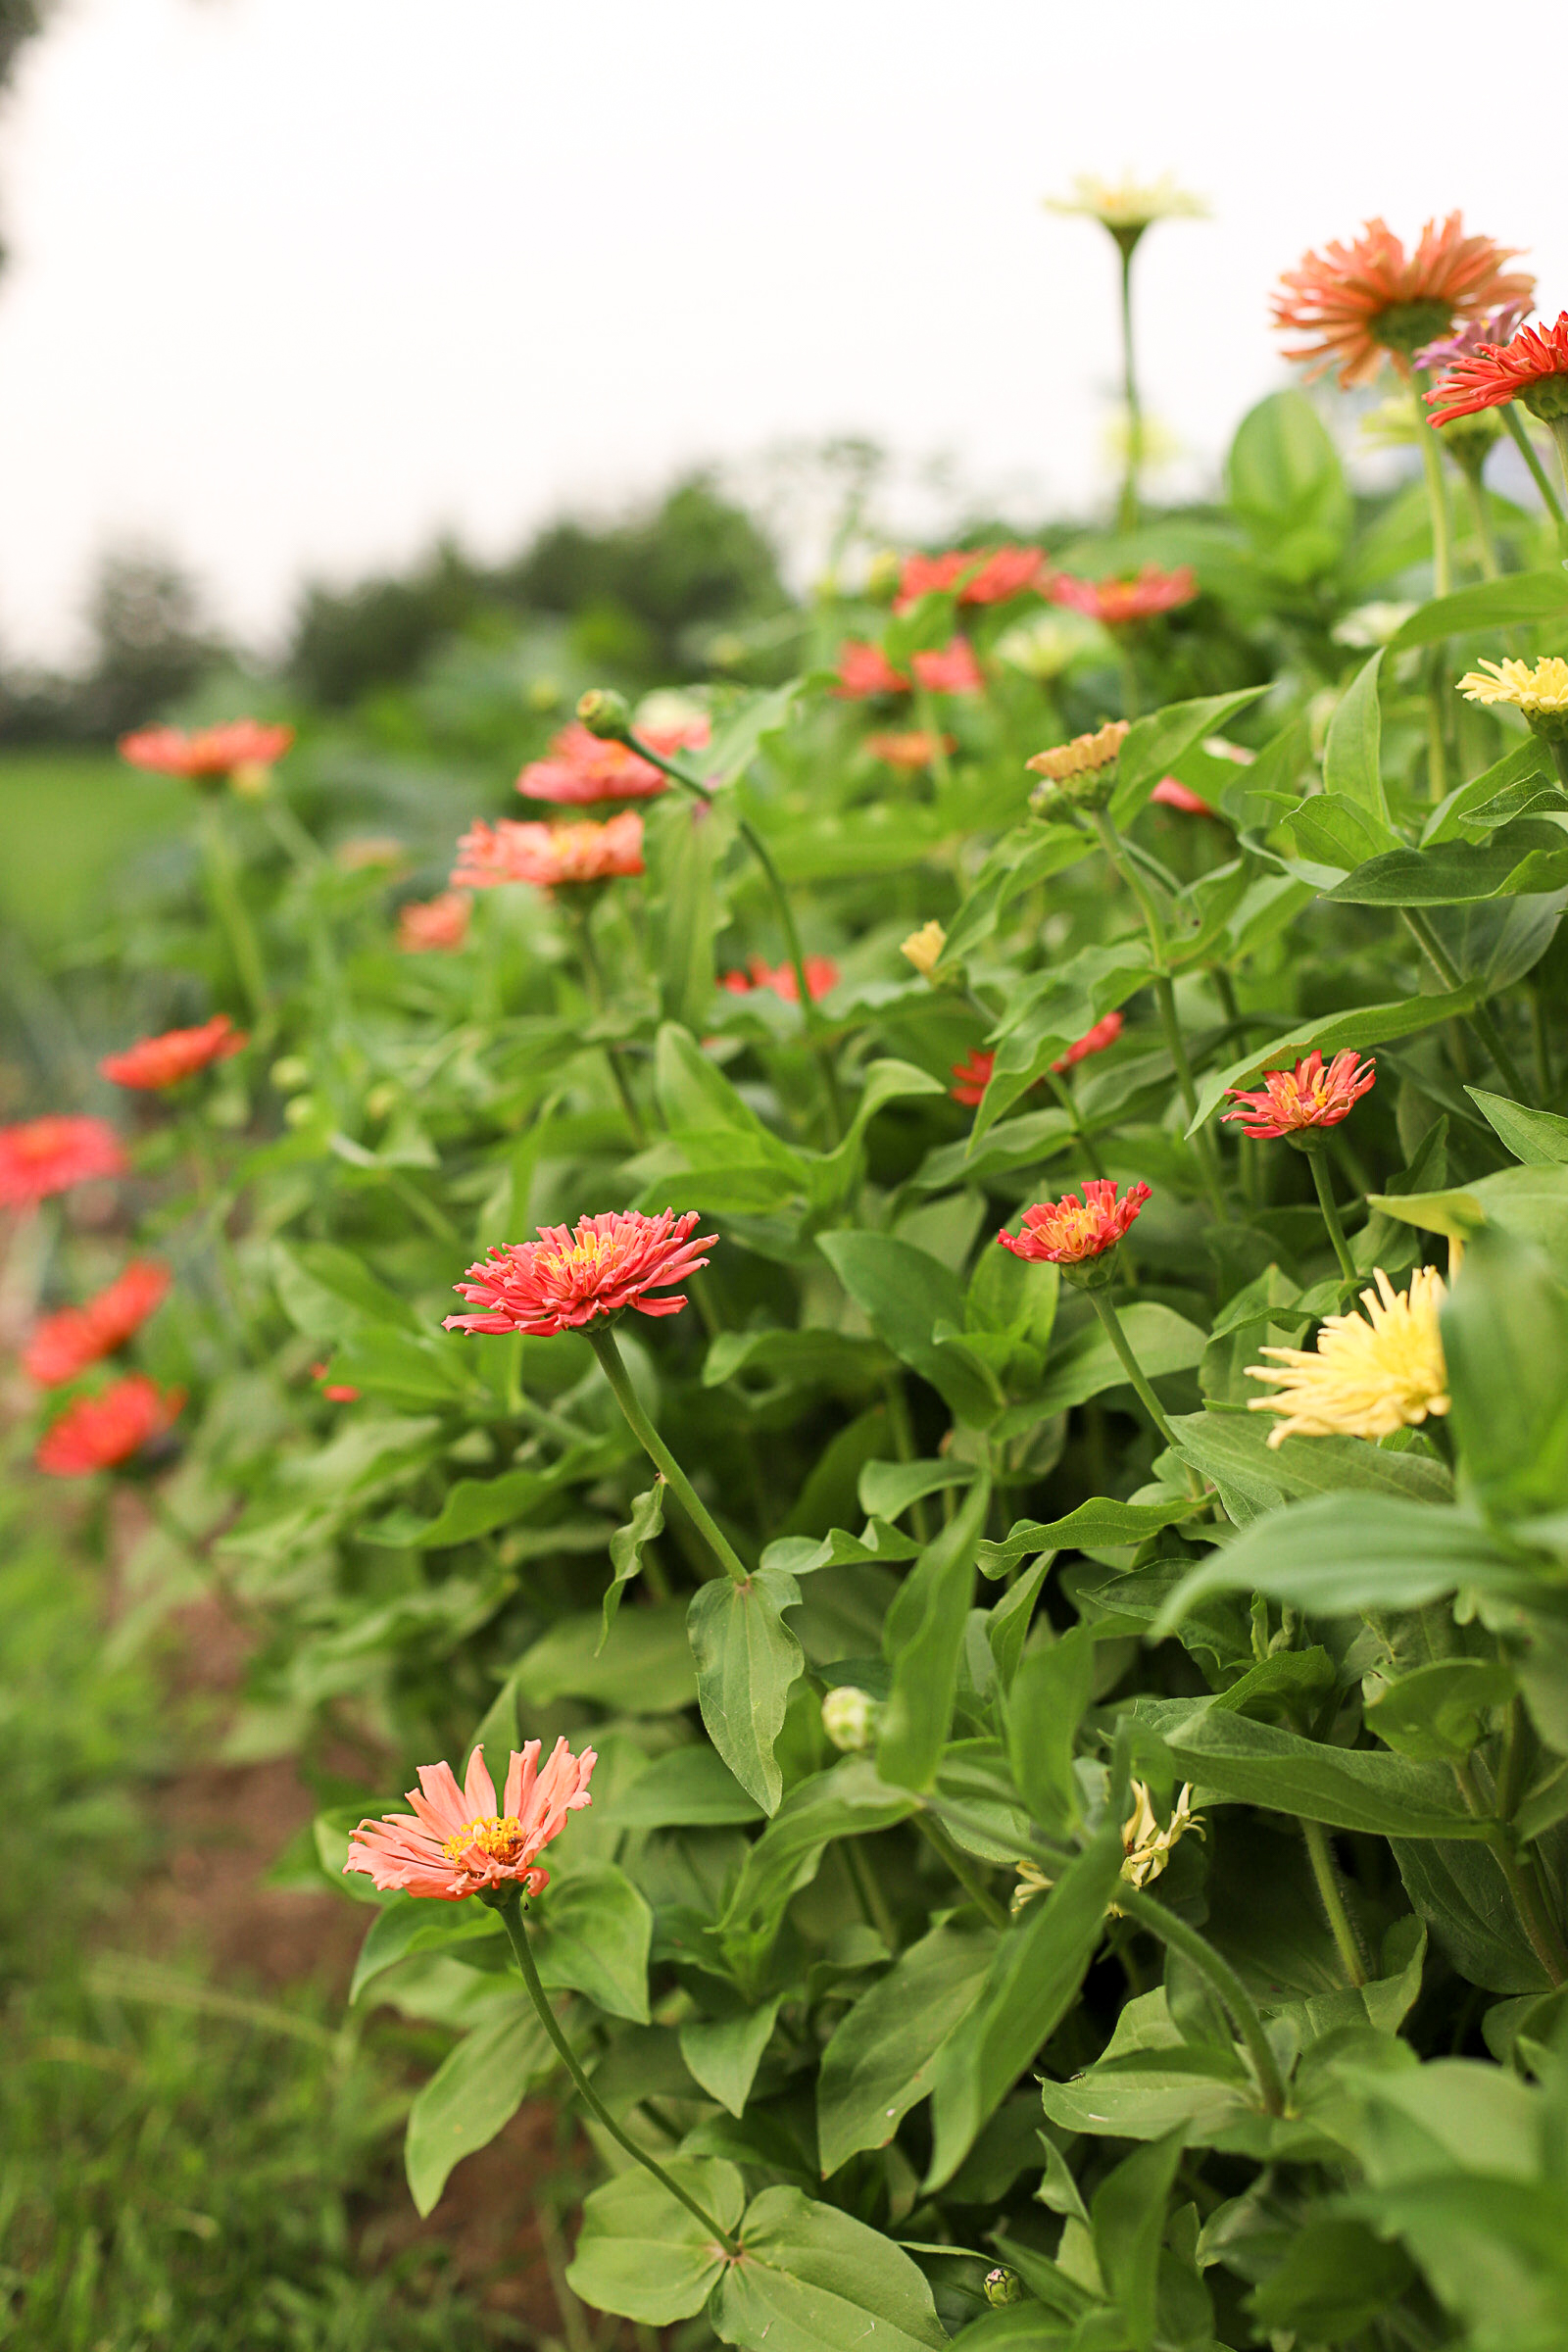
left=397, top=892, right=471, bottom=954
left=834, top=640, right=909, bottom=698
left=1247, top=1267, right=1448, bottom=1446
left=1027, top=719, right=1129, bottom=783
left=34, top=1373, right=184, bottom=1476
left=99, top=1014, right=246, bottom=1091
left=999, top=1179, right=1150, bottom=1265
left=0, top=1116, right=127, bottom=1208
left=1426, top=310, right=1568, bottom=425
left=1272, top=214, right=1532, bottom=388
left=444, top=1208, right=716, bottom=1339
left=950, top=1048, right=995, bottom=1106
left=1151, top=777, right=1217, bottom=816
left=1222, top=1050, right=1376, bottom=1141
left=910, top=638, right=984, bottom=695
left=451, top=813, right=644, bottom=892
left=344, top=1739, right=597, bottom=1902
left=1049, top=566, right=1197, bottom=625
left=894, top=547, right=1048, bottom=612
left=24, top=1259, right=172, bottom=1387
left=517, top=716, right=710, bottom=806
left=118, top=719, right=295, bottom=780
left=719, top=955, right=839, bottom=1004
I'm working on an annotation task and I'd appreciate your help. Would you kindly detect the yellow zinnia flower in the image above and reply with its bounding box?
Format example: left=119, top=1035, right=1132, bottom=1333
left=900, top=920, right=947, bottom=978
left=1247, top=1266, right=1449, bottom=1447
left=1045, top=173, right=1207, bottom=239
left=1457, top=656, right=1568, bottom=718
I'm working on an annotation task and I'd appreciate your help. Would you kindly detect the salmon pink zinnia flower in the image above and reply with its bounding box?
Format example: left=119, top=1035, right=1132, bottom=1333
left=516, top=716, right=710, bottom=806
left=344, top=1740, right=597, bottom=1902
left=1050, top=567, right=1198, bottom=625
left=894, top=547, right=1048, bottom=612
left=24, top=1259, right=172, bottom=1387
left=999, top=1180, right=1151, bottom=1266
left=719, top=955, right=840, bottom=1004
left=99, top=1014, right=246, bottom=1091
left=444, top=1208, right=716, bottom=1339
left=866, top=730, right=955, bottom=771
left=834, top=640, right=910, bottom=698
left=1272, top=215, right=1533, bottom=388
left=1223, top=1049, right=1376, bottom=1141
left=33, top=1373, right=184, bottom=1477
left=1426, top=309, right=1568, bottom=427
left=118, top=719, right=295, bottom=781
left=0, top=1116, right=127, bottom=1208
left=451, top=813, right=645, bottom=892
left=397, top=892, right=471, bottom=954
left=910, top=639, right=984, bottom=695
left=1151, top=777, right=1217, bottom=816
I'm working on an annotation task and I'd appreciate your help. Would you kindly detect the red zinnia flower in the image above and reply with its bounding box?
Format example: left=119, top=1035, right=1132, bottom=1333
left=397, top=892, right=471, bottom=954
left=451, top=813, right=645, bottom=892
left=719, top=955, right=840, bottom=1004
left=344, top=1740, right=596, bottom=1902
left=1049, top=566, right=1197, bottom=626
left=999, top=1179, right=1151, bottom=1266
left=33, top=1372, right=184, bottom=1477
left=1056, top=1010, right=1123, bottom=1069
left=950, top=1048, right=995, bottom=1106
left=516, top=716, right=710, bottom=806
left=1272, top=214, right=1532, bottom=389
left=834, top=640, right=910, bottom=698
left=894, top=547, right=1048, bottom=612
left=1151, top=777, right=1217, bottom=816
left=444, top=1208, right=716, bottom=1340
left=866, top=730, right=955, bottom=771
left=0, top=1116, right=127, bottom=1208
left=118, top=719, right=295, bottom=781
left=1426, top=309, right=1568, bottom=427
left=1222, top=1049, right=1376, bottom=1141
left=910, top=638, right=984, bottom=695
left=99, top=1013, right=246, bottom=1091
left=24, top=1259, right=172, bottom=1387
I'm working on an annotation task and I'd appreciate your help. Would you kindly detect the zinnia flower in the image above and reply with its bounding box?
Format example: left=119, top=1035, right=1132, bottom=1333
left=1049, top=566, right=1197, bottom=625
left=894, top=547, right=1048, bottom=612
left=1426, top=309, right=1568, bottom=426
left=866, top=730, right=955, bottom=771
left=1045, top=174, right=1207, bottom=240
left=99, top=1014, right=246, bottom=1091
left=950, top=1048, right=995, bottom=1106
left=1457, top=656, right=1568, bottom=735
left=444, top=1208, right=716, bottom=1339
left=0, top=1116, right=127, bottom=1208
left=33, top=1373, right=184, bottom=1476
left=451, top=813, right=645, bottom=892
left=1247, top=1266, right=1448, bottom=1446
left=344, top=1740, right=596, bottom=1902
left=1026, top=718, right=1130, bottom=784
left=312, top=1360, right=362, bottom=1402
left=1056, top=1009, right=1123, bottom=1069
left=1222, top=1049, right=1376, bottom=1141
left=834, top=640, right=910, bottom=698
left=910, top=639, right=984, bottom=695
left=999, top=1179, right=1151, bottom=1265
left=516, top=716, right=710, bottom=806
left=901, top=920, right=947, bottom=977
left=397, top=892, right=471, bottom=954
left=24, top=1259, right=172, bottom=1387
left=951, top=1014, right=1120, bottom=1105
left=1151, top=777, right=1217, bottom=817
left=1413, top=301, right=1534, bottom=378
left=1272, top=215, right=1533, bottom=388
left=118, top=719, right=295, bottom=783
left=719, top=955, right=839, bottom=1004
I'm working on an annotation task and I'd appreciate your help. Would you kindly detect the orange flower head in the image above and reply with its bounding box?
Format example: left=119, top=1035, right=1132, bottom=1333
left=1049, top=566, right=1197, bottom=626
left=834, top=640, right=910, bottom=698
left=999, top=1179, right=1151, bottom=1266
left=397, top=892, right=471, bottom=954
left=344, top=1740, right=596, bottom=1903
left=118, top=719, right=295, bottom=782
left=24, top=1259, right=172, bottom=1387
left=1055, top=1009, right=1123, bottom=1071
left=866, top=729, right=955, bottom=771
left=34, top=1373, right=184, bottom=1477
left=444, top=1208, right=716, bottom=1339
left=1151, top=776, right=1217, bottom=817
left=451, top=812, right=644, bottom=892
left=910, top=638, right=984, bottom=695
left=0, top=1116, right=127, bottom=1208
left=1223, top=1049, right=1376, bottom=1141
left=720, top=955, right=839, bottom=1004
left=1426, top=309, right=1568, bottom=427
left=1272, top=214, right=1533, bottom=388
left=895, top=547, right=1048, bottom=612
left=99, top=1013, right=246, bottom=1091
left=516, top=715, right=710, bottom=806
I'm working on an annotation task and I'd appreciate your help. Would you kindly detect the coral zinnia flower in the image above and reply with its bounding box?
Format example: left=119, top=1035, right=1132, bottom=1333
left=451, top=813, right=645, bottom=892
left=895, top=547, right=1048, bottom=612
left=1151, top=777, right=1217, bottom=816
left=312, top=1360, right=362, bottom=1402
left=950, top=1048, right=995, bottom=1106
left=719, top=955, right=839, bottom=1004
left=24, top=1259, right=172, bottom=1387
left=1457, top=656, right=1568, bottom=731
left=397, top=892, right=471, bottom=954
left=1049, top=566, right=1197, bottom=625
left=999, top=1179, right=1151, bottom=1265
left=910, top=639, right=984, bottom=695
left=0, top=1116, right=127, bottom=1208
left=1426, top=309, right=1568, bottom=426
left=1027, top=719, right=1130, bottom=784
left=34, top=1373, right=184, bottom=1476
left=119, top=719, right=295, bottom=782
left=1222, top=1049, right=1376, bottom=1141
left=866, top=730, right=955, bottom=771
left=834, top=640, right=909, bottom=698
left=1272, top=215, right=1532, bottom=389
left=344, top=1740, right=596, bottom=1902
left=516, top=716, right=710, bottom=806
left=1056, top=1009, right=1123, bottom=1070
left=444, top=1208, right=716, bottom=1339
left=99, top=1014, right=246, bottom=1091
left=1248, top=1266, right=1448, bottom=1446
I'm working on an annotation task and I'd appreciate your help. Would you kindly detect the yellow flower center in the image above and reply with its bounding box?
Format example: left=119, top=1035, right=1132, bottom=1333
left=444, top=1814, right=525, bottom=1865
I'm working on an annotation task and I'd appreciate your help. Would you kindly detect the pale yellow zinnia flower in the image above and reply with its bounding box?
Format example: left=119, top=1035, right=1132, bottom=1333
left=900, top=920, right=947, bottom=978
left=1247, top=1266, right=1449, bottom=1447
left=1457, top=657, right=1568, bottom=719
left=1045, top=173, right=1208, bottom=238
left=1013, top=1781, right=1202, bottom=1914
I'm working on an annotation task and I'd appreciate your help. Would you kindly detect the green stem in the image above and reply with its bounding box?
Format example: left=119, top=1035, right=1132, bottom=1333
left=1459, top=463, right=1501, bottom=581
left=1114, top=1885, right=1287, bottom=2116
left=1453, top=1760, right=1568, bottom=1987
left=1546, top=737, right=1568, bottom=795
left=261, top=794, right=324, bottom=872
left=1086, top=1288, right=1199, bottom=1494
left=1500, top=401, right=1568, bottom=536
left=1399, top=906, right=1533, bottom=1104
left=1116, top=235, right=1142, bottom=534
left=587, top=1324, right=750, bottom=1585
left=1300, top=1819, right=1367, bottom=1986
left=1425, top=659, right=1449, bottom=807
left=1548, top=417, right=1568, bottom=516
left=914, top=685, right=954, bottom=795
left=1531, top=979, right=1554, bottom=1101
left=197, top=797, right=270, bottom=1034
left=1043, top=1066, right=1108, bottom=1180
left=495, top=1896, right=740, bottom=2252
left=1115, top=636, right=1142, bottom=722
left=914, top=1813, right=1011, bottom=1930
left=568, top=902, right=648, bottom=1148
left=881, top=1372, right=932, bottom=1543
left=843, top=1835, right=899, bottom=1946
left=1302, top=1143, right=1357, bottom=1284
left=1411, top=382, right=1453, bottom=598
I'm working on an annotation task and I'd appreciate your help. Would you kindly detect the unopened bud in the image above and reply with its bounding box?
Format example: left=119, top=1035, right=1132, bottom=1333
left=576, top=688, right=632, bottom=742
left=984, top=2269, right=1023, bottom=2308
left=821, top=1687, right=881, bottom=1752
left=900, top=920, right=947, bottom=979
left=270, top=1055, right=310, bottom=1092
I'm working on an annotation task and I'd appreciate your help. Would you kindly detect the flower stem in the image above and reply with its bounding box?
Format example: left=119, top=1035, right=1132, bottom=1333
left=1115, top=1885, right=1287, bottom=2114
left=494, top=1895, right=741, bottom=2251
left=1086, top=1288, right=1199, bottom=1494
left=914, top=1812, right=1011, bottom=1929
left=1043, top=1066, right=1109, bottom=1180
left=1116, top=237, right=1142, bottom=534
left=586, top=1324, right=750, bottom=1584
left=1410, top=384, right=1453, bottom=598
left=1548, top=418, right=1568, bottom=515
left=1452, top=1760, right=1568, bottom=1987
left=1459, top=463, right=1501, bottom=582
left=1398, top=906, right=1533, bottom=1104
left=566, top=901, right=648, bottom=1148
left=1548, top=739, right=1568, bottom=795
left=1300, top=1818, right=1367, bottom=1986
left=197, top=797, right=270, bottom=1036
left=1302, top=1143, right=1357, bottom=1285
left=1500, top=401, right=1568, bottom=538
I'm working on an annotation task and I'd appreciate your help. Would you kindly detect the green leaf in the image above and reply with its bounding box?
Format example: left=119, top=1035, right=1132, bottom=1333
left=703, top=1326, right=891, bottom=1390
left=877, top=1478, right=991, bottom=1791
left=272, top=1240, right=421, bottom=1339
left=858, top=1456, right=974, bottom=1522
left=1467, top=1087, right=1568, bottom=1166
left=1372, top=1161, right=1568, bottom=1264
left=593, top=1744, right=761, bottom=1828
left=1168, top=1411, right=1451, bottom=1529
left=1005, top=1626, right=1094, bottom=1835
left=702, top=677, right=807, bottom=784
left=1390, top=1838, right=1555, bottom=1995
left=381, top=1465, right=561, bottom=1551
left=1329, top=820, right=1568, bottom=906
left=350, top=1893, right=503, bottom=2004
left=715, top=1760, right=914, bottom=1987
left=1188, top=985, right=1486, bottom=1133
left=979, top=1495, right=1202, bottom=1580
left=1366, top=1658, right=1516, bottom=1763
left=817, top=1230, right=998, bottom=1424
left=513, top=1603, right=697, bottom=1715
left=1092, top=2129, right=1185, bottom=2352
left=687, top=1566, right=806, bottom=1815
left=1285, top=791, right=1400, bottom=872
left=404, top=2005, right=554, bottom=2216
left=1322, top=649, right=1389, bottom=825
left=601, top=1480, right=665, bottom=1649
left=566, top=2157, right=744, bottom=2326
left=531, top=1864, right=653, bottom=2022
left=1249, top=2218, right=1414, bottom=2340
left=1390, top=566, right=1568, bottom=649
left=1443, top=1225, right=1568, bottom=1521
left=711, top=2184, right=948, bottom=2352
left=1111, top=686, right=1267, bottom=823
left=325, top=1326, right=477, bottom=1407
left=815, top=1916, right=999, bottom=2174
left=1227, top=389, right=1351, bottom=581
left=680, top=1997, right=782, bottom=2118
left=1019, top=1304, right=1205, bottom=1423
left=924, top=1824, right=1125, bottom=2188
left=1156, top=1709, right=1489, bottom=1838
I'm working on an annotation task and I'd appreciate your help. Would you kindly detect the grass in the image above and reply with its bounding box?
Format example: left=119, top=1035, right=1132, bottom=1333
left=0, top=753, right=189, bottom=953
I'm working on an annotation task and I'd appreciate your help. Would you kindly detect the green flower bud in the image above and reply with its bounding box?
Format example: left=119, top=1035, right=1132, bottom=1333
left=984, top=2268, right=1023, bottom=2308
left=576, top=688, right=632, bottom=742
left=270, top=1055, right=310, bottom=1092
left=821, top=1687, right=881, bottom=1753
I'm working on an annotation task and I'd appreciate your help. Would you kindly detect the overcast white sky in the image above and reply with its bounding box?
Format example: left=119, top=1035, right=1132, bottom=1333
left=0, top=0, right=1562, bottom=663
